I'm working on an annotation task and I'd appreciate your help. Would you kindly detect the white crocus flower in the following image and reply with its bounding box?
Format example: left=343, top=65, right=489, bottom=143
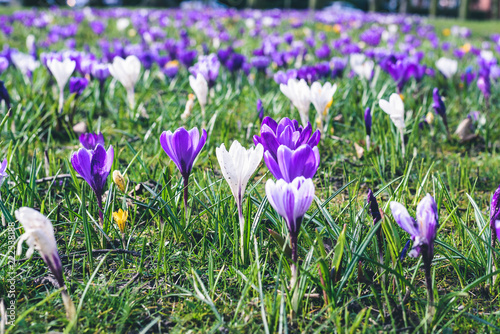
left=280, top=78, right=311, bottom=127
left=189, top=74, right=208, bottom=125
left=108, top=55, right=141, bottom=109
left=216, top=141, right=263, bottom=263
left=379, top=93, right=406, bottom=157
left=435, top=57, right=458, bottom=79
left=310, top=81, right=337, bottom=132
left=16, top=207, right=76, bottom=320
left=11, top=52, right=39, bottom=80
left=350, top=53, right=374, bottom=80
left=116, top=18, right=130, bottom=31
left=47, top=58, right=76, bottom=114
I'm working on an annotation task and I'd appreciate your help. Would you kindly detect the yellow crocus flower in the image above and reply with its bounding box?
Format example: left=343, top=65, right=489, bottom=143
left=113, top=209, right=128, bottom=234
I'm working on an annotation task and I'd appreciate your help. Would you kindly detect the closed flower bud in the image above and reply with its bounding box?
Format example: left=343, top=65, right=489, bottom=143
left=113, top=170, right=126, bottom=192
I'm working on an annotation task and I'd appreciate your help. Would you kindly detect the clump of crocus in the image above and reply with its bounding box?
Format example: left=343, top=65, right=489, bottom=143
left=47, top=58, right=76, bottom=114
left=280, top=78, right=311, bottom=127
left=16, top=207, right=76, bottom=320
left=108, top=55, right=141, bottom=109
left=216, top=140, right=263, bottom=263
left=310, top=81, right=337, bottom=132
left=390, top=194, right=438, bottom=308
left=71, top=134, right=114, bottom=227
left=379, top=93, right=406, bottom=157
left=266, top=176, right=315, bottom=287
left=160, top=127, right=207, bottom=217
left=432, top=88, right=449, bottom=136
left=253, top=116, right=320, bottom=161
left=364, top=107, right=372, bottom=150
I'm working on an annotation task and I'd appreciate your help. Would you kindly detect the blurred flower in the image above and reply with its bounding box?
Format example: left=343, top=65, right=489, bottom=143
left=257, top=99, right=264, bottom=122
left=69, top=77, right=88, bottom=97
left=364, top=107, right=371, bottom=150
left=47, top=58, right=76, bottom=113
left=0, top=57, right=8, bottom=74
left=0, top=158, right=7, bottom=187
left=350, top=54, right=374, bottom=80
left=79, top=132, right=104, bottom=150
left=491, top=184, right=500, bottom=243
left=189, top=74, right=208, bottom=121
left=432, top=88, right=449, bottom=134
left=442, top=28, right=451, bottom=36
left=108, top=55, right=141, bottom=109
left=0, top=81, right=11, bottom=111
left=113, top=209, right=128, bottom=234
left=280, top=78, right=311, bottom=126
left=160, top=127, right=207, bottom=213
left=254, top=116, right=320, bottom=161
left=16, top=207, right=76, bottom=320
left=435, top=57, right=457, bottom=79
left=11, top=52, right=39, bottom=79
left=113, top=170, right=126, bottom=192
left=89, top=21, right=106, bottom=35
left=265, top=176, right=315, bottom=264
left=71, top=143, right=114, bottom=226
left=189, top=54, right=220, bottom=88
left=163, top=60, right=179, bottom=79
left=91, top=62, right=110, bottom=85
left=477, top=76, right=491, bottom=100
left=181, top=93, right=195, bottom=121
left=216, top=141, right=263, bottom=262
left=264, top=144, right=320, bottom=182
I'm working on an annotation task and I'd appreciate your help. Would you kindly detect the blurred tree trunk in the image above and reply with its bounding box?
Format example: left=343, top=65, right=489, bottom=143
left=429, top=0, right=438, bottom=17
left=492, top=0, right=499, bottom=19
left=309, top=0, right=317, bottom=9
left=459, top=0, right=469, bottom=19
left=400, top=0, right=408, bottom=13
left=369, top=0, right=376, bottom=11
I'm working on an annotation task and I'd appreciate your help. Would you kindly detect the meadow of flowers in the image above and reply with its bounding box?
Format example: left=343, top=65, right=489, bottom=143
left=0, top=6, right=499, bottom=333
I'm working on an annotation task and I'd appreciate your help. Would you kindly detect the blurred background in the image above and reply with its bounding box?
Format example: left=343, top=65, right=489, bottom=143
left=6, top=0, right=499, bottom=23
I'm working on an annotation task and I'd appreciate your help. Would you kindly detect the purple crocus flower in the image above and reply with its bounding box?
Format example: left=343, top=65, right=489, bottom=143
left=160, top=127, right=207, bottom=213
left=91, top=62, right=110, bottom=84
left=0, top=81, right=11, bottom=111
left=390, top=194, right=438, bottom=303
left=251, top=56, right=270, bottom=72
left=0, top=158, right=7, bottom=186
left=69, top=77, right=89, bottom=96
left=264, top=144, right=320, bottom=182
left=490, top=184, right=500, bottom=244
left=71, top=143, right=114, bottom=226
left=364, top=107, right=372, bottom=137
left=189, top=54, right=220, bottom=88
left=390, top=194, right=438, bottom=259
left=477, top=76, right=491, bottom=100
left=253, top=116, right=321, bottom=162
left=0, top=57, right=8, bottom=74
left=265, top=176, right=315, bottom=264
left=79, top=132, right=104, bottom=150
left=432, top=88, right=449, bottom=135
left=257, top=99, right=264, bottom=122
left=89, top=21, right=106, bottom=35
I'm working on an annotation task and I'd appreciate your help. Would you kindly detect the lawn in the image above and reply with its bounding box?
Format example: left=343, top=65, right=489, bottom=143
left=0, top=6, right=499, bottom=333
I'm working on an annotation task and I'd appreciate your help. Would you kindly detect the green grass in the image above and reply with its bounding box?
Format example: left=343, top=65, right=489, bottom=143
left=0, top=8, right=500, bottom=333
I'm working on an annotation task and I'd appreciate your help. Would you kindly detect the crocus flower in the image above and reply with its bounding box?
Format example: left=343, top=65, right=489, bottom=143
left=11, top=52, right=39, bottom=79
left=69, top=77, right=88, bottom=97
left=266, top=176, right=315, bottom=283
left=310, top=81, right=337, bottom=132
left=390, top=194, right=438, bottom=304
left=79, top=132, right=104, bottom=150
left=432, top=88, right=449, bottom=135
left=47, top=58, right=76, bottom=114
left=364, top=107, right=371, bottom=150
left=0, top=81, right=11, bottom=112
left=350, top=54, right=374, bottom=80
left=477, top=76, right=491, bottom=100
left=257, top=99, right=264, bottom=122
left=112, top=170, right=126, bottom=192
left=113, top=209, right=128, bottom=235
left=71, top=143, right=114, bottom=226
left=379, top=93, right=406, bottom=157
left=280, top=78, right=311, bottom=127
left=264, top=144, right=320, bottom=182
left=490, top=184, right=500, bottom=245
left=216, top=141, right=263, bottom=263
left=16, top=207, right=76, bottom=320
left=435, top=57, right=458, bottom=79
left=189, top=54, right=220, bottom=88
left=0, top=57, right=8, bottom=74
left=108, top=55, right=141, bottom=109
left=160, top=127, right=207, bottom=215
left=253, top=116, right=320, bottom=161
left=189, top=74, right=208, bottom=124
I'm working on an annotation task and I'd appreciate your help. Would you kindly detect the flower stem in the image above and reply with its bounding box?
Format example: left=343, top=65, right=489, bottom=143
left=290, top=234, right=299, bottom=289
left=366, top=135, right=371, bottom=151
left=183, top=174, right=189, bottom=222
left=422, top=246, right=435, bottom=324
left=237, top=199, right=246, bottom=265
left=127, top=88, right=135, bottom=110
left=58, top=89, right=64, bottom=115
left=400, top=129, right=405, bottom=158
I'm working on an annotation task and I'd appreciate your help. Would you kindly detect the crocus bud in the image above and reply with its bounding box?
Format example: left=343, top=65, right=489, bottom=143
left=113, top=170, right=126, bottom=192
left=364, top=107, right=372, bottom=136
left=257, top=99, right=264, bottom=122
